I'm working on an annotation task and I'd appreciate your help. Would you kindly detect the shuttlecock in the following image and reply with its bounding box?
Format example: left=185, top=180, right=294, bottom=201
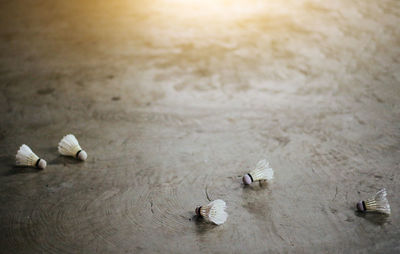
left=195, top=199, right=228, bottom=225
left=243, top=159, right=274, bottom=185
left=356, top=188, right=391, bottom=215
left=16, top=144, right=47, bottom=169
left=58, top=134, right=87, bottom=161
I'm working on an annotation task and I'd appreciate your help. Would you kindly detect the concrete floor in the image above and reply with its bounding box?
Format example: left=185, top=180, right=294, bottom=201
left=0, top=0, right=399, bottom=253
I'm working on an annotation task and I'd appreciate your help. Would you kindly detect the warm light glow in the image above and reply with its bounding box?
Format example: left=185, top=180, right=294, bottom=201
left=125, top=0, right=302, bottom=48
left=150, top=0, right=296, bottom=21
left=161, top=0, right=263, bottom=19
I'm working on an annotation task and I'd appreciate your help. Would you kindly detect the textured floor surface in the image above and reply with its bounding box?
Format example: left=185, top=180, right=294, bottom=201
left=0, top=0, right=399, bottom=253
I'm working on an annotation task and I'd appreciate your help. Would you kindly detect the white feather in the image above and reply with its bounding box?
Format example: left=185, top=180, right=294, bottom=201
left=16, top=144, right=39, bottom=166
left=249, top=159, right=274, bottom=181
left=58, top=134, right=82, bottom=156
left=368, top=188, right=391, bottom=215
left=205, top=199, right=228, bottom=225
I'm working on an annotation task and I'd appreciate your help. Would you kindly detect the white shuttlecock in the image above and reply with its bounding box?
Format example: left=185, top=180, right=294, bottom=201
left=356, top=188, right=391, bottom=215
left=195, top=199, right=228, bottom=225
left=58, top=134, right=87, bottom=161
left=16, top=144, right=46, bottom=169
left=243, top=159, right=274, bottom=185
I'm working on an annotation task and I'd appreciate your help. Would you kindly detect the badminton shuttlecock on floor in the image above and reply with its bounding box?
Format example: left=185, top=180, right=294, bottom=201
left=356, top=188, right=391, bottom=215
left=243, top=159, right=274, bottom=185
left=58, top=134, right=87, bottom=161
left=16, top=144, right=46, bottom=169
left=195, top=199, right=228, bottom=225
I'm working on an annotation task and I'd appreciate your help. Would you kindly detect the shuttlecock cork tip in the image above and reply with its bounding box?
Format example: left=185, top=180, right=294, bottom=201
left=243, top=174, right=252, bottom=185
left=37, top=159, right=47, bottom=169
left=77, top=150, right=87, bottom=161
left=356, top=201, right=365, bottom=212
left=195, top=206, right=201, bottom=217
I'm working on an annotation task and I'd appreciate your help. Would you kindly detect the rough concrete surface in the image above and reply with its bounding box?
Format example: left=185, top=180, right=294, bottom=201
left=0, top=0, right=399, bottom=253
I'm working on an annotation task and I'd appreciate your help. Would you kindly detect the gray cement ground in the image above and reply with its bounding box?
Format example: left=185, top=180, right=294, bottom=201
left=0, top=0, right=399, bottom=253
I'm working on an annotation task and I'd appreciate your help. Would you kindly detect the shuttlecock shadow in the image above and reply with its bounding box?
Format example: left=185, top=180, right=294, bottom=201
left=48, top=155, right=83, bottom=166
left=242, top=180, right=271, bottom=191
left=192, top=214, right=218, bottom=234
left=5, top=166, right=42, bottom=176
left=354, top=211, right=390, bottom=226
left=1, top=155, right=42, bottom=176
